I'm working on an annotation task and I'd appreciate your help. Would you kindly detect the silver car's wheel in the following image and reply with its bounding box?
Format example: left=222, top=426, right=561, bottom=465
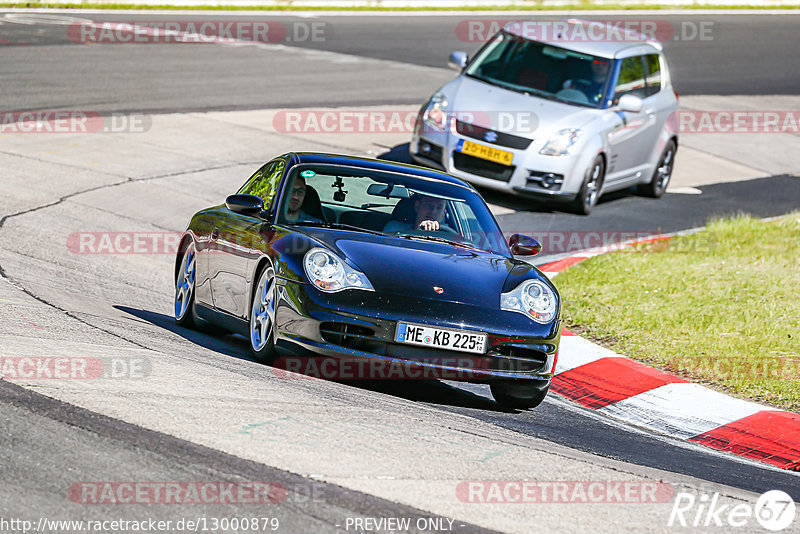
left=250, top=266, right=277, bottom=362
left=569, top=155, right=605, bottom=216
left=640, top=140, right=676, bottom=198
left=174, top=244, right=196, bottom=326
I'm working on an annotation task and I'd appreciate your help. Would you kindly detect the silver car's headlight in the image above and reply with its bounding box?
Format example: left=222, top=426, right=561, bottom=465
left=422, top=92, right=449, bottom=132
left=303, top=248, right=374, bottom=293
left=500, top=280, right=558, bottom=323
left=539, top=128, right=582, bottom=156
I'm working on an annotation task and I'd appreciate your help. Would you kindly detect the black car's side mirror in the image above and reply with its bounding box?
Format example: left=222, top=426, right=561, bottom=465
left=508, top=234, right=542, bottom=256
left=226, top=194, right=263, bottom=215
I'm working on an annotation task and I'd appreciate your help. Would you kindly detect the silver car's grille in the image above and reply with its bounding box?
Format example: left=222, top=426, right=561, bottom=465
left=455, top=120, right=533, bottom=150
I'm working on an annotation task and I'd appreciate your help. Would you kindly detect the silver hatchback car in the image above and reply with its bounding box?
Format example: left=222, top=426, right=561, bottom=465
left=411, top=19, right=679, bottom=214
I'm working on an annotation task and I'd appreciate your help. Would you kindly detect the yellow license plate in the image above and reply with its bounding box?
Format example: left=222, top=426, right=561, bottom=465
left=458, top=140, right=513, bottom=166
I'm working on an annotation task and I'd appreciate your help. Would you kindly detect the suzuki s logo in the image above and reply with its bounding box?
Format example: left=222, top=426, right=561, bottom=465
left=484, top=131, right=498, bottom=143
left=433, top=287, right=444, bottom=294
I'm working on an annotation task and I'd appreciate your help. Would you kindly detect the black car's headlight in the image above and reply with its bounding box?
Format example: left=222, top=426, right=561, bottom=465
left=303, top=248, right=374, bottom=293
left=500, top=280, right=558, bottom=323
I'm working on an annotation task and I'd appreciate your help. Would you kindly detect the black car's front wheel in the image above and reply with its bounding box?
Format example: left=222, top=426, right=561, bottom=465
left=490, top=382, right=549, bottom=410
left=174, top=243, right=197, bottom=327
left=250, top=265, right=277, bottom=363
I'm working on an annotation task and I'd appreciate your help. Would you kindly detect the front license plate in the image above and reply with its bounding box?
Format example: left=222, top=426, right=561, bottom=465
left=457, top=139, right=513, bottom=166
left=395, top=322, right=487, bottom=354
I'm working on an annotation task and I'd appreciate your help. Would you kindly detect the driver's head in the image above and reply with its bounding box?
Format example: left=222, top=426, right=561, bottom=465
left=413, top=194, right=446, bottom=224
left=288, top=176, right=307, bottom=214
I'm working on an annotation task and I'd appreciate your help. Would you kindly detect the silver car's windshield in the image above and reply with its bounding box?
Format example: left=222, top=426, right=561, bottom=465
left=465, top=31, right=613, bottom=108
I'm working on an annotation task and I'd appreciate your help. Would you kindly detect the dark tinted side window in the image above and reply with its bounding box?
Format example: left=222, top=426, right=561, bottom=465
left=644, top=54, right=662, bottom=97
left=613, top=56, right=647, bottom=103
left=237, top=159, right=285, bottom=211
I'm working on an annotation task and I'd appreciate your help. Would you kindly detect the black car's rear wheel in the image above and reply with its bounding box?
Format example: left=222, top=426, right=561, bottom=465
left=250, top=265, right=277, bottom=363
left=490, top=382, right=549, bottom=410
left=174, top=243, right=197, bottom=327
left=639, top=140, right=676, bottom=198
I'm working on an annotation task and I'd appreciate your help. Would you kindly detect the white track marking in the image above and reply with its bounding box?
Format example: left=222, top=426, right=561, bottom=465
left=554, top=335, right=616, bottom=375
left=598, top=382, right=774, bottom=440
left=668, top=186, right=703, bottom=194
left=1, top=13, right=92, bottom=25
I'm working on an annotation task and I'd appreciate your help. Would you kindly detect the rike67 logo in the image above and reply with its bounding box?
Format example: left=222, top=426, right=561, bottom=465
left=669, top=490, right=795, bottom=531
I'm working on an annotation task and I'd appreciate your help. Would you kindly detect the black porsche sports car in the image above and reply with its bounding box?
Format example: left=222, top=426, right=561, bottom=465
left=174, top=152, right=561, bottom=408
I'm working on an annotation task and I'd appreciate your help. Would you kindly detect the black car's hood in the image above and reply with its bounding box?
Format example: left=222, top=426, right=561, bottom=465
left=301, top=229, right=516, bottom=306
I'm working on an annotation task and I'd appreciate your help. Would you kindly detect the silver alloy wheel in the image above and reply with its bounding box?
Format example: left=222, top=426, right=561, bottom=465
left=584, top=160, right=603, bottom=208
left=174, top=245, right=196, bottom=321
left=656, top=146, right=675, bottom=192
left=250, top=268, right=276, bottom=353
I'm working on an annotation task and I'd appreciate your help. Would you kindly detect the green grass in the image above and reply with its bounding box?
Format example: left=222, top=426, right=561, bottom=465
left=554, top=213, right=800, bottom=412
left=3, top=3, right=800, bottom=10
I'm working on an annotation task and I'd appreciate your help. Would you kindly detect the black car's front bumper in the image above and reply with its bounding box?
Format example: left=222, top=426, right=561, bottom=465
left=272, top=279, right=560, bottom=383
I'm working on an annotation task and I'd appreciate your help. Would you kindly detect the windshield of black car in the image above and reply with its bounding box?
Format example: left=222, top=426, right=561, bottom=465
left=465, top=31, right=612, bottom=108
left=276, top=164, right=509, bottom=255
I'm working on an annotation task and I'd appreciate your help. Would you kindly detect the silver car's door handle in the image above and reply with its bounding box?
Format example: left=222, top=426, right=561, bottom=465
left=645, top=108, right=656, bottom=116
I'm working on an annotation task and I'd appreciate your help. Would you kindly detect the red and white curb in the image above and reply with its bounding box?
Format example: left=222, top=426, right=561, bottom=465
left=539, top=240, right=800, bottom=472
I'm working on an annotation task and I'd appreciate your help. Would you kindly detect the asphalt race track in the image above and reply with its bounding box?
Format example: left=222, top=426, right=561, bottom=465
left=1, top=10, right=800, bottom=534
left=2, top=13, right=800, bottom=113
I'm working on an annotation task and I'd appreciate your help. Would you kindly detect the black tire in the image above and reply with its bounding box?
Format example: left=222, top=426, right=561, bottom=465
left=569, top=155, right=605, bottom=215
left=639, top=140, right=676, bottom=198
left=490, top=382, right=549, bottom=410
left=249, top=265, right=278, bottom=363
left=174, top=243, right=197, bottom=328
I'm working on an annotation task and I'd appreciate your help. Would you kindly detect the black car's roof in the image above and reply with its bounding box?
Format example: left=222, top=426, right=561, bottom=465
left=284, top=152, right=474, bottom=189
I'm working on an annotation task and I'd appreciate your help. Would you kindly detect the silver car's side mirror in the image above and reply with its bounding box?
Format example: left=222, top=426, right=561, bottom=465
left=617, top=94, right=644, bottom=113
left=448, top=51, right=468, bottom=71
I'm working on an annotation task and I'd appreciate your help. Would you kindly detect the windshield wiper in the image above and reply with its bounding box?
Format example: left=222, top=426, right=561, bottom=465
left=465, top=72, right=494, bottom=85
left=469, top=73, right=552, bottom=98
left=292, top=221, right=385, bottom=236
left=468, top=73, right=594, bottom=107
left=467, top=72, right=529, bottom=95
left=395, top=233, right=484, bottom=252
